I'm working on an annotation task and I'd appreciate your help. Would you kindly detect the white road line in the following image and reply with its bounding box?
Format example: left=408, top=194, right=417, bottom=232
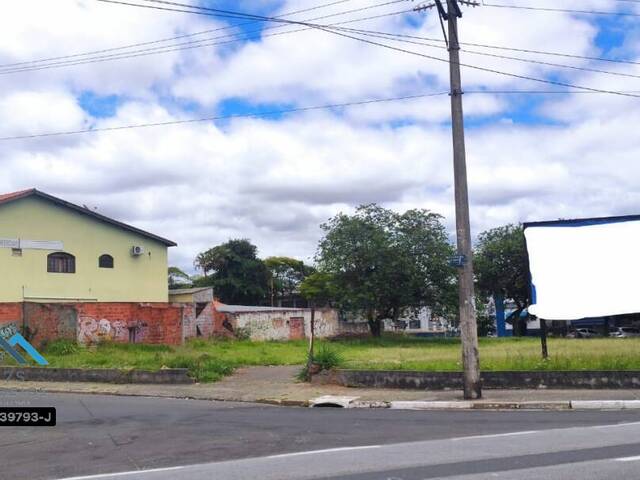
left=593, top=421, right=640, bottom=429
left=615, top=455, right=640, bottom=462
left=451, top=430, right=539, bottom=441
left=266, top=445, right=381, bottom=458
left=57, top=466, right=185, bottom=480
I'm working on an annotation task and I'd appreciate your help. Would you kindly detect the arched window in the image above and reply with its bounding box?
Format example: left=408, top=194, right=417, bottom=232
left=99, top=254, right=114, bottom=269
left=47, top=252, right=76, bottom=273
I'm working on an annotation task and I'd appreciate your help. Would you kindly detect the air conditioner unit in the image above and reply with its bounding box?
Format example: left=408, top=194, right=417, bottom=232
left=131, top=246, right=145, bottom=256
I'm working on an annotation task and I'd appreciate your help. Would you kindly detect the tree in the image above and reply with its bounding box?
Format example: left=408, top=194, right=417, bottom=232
left=264, top=256, right=315, bottom=307
left=299, top=272, right=338, bottom=380
left=315, top=204, right=456, bottom=337
left=194, top=239, right=269, bottom=305
left=168, top=266, right=192, bottom=289
left=474, top=224, right=530, bottom=336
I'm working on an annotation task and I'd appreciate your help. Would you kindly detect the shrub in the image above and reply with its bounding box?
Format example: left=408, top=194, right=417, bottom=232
left=234, top=327, right=251, bottom=341
left=45, top=339, right=79, bottom=356
left=313, top=344, right=344, bottom=370
left=165, top=354, right=235, bottom=382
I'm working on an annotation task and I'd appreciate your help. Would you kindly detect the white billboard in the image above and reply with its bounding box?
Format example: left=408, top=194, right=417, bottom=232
left=524, top=216, right=640, bottom=321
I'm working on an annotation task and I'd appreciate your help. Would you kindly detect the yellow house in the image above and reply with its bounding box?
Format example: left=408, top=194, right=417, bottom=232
left=0, top=189, right=176, bottom=303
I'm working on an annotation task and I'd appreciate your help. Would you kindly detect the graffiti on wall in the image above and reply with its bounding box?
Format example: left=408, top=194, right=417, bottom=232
left=78, top=317, right=128, bottom=344
left=0, top=322, right=18, bottom=340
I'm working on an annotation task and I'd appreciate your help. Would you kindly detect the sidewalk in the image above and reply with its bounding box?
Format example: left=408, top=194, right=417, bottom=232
left=2, top=366, right=640, bottom=409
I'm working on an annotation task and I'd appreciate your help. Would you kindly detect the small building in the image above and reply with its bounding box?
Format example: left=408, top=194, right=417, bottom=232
left=169, top=287, right=215, bottom=339
left=212, top=303, right=369, bottom=341
left=0, top=188, right=183, bottom=346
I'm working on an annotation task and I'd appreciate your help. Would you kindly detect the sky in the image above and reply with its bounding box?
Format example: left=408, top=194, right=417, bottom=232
left=1, top=0, right=639, bottom=273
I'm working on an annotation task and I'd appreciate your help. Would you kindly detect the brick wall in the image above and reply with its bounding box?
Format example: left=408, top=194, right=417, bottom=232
left=212, top=306, right=369, bottom=341
left=1, top=302, right=185, bottom=347
left=76, top=303, right=183, bottom=345
left=0, top=302, right=22, bottom=340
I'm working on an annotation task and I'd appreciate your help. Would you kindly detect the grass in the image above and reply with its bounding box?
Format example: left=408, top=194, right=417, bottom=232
left=4, top=335, right=640, bottom=383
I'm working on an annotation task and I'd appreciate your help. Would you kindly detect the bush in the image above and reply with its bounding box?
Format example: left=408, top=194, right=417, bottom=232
left=45, top=339, right=79, bottom=356
left=313, top=344, right=344, bottom=370
left=165, top=354, right=235, bottom=382
left=234, top=327, right=251, bottom=340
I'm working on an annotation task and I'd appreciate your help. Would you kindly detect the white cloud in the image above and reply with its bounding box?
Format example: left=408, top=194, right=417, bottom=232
left=0, top=0, right=639, bottom=274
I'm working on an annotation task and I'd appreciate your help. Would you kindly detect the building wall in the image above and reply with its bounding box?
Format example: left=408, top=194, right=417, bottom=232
left=0, top=303, right=22, bottom=340
left=0, top=196, right=169, bottom=303
left=0, top=302, right=183, bottom=347
left=223, top=308, right=369, bottom=341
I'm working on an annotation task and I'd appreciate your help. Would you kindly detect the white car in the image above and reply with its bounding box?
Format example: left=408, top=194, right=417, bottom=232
left=610, top=327, right=640, bottom=338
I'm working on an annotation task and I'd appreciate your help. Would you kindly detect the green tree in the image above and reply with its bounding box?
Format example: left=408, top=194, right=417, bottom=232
left=194, top=239, right=269, bottom=305
left=264, top=256, right=315, bottom=307
left=474, top=224, right=530, bottom=336
left=299, top=272, right=336, bottom=307
left=168, top=266, right=192, bottom=289
left=315, top=204, right=456, bottom=337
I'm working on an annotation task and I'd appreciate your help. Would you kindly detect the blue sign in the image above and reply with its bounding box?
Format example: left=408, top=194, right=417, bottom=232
left=448, top=255, right=467, bottom=268
left=0, top=333, right=48, bottom=366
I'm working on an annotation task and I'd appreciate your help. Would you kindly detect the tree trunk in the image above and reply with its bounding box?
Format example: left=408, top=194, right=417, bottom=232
left=540, top=318, right=548, bottom=360
left=367, top=310, right=382, bottom=337
left=306, top=305, right=315, bottom=381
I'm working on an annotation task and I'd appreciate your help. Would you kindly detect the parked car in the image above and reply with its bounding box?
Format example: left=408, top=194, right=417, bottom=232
left=567, top=328, right=599, bottom=338
left=610, top=327, right=640, bottom=338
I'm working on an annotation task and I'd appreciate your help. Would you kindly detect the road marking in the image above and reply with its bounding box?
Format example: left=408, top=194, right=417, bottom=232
left=615, top=455, right=640, bottom=462
left=451, top=430, right=539, bottom=441
left=266, top=445, right=381, bottom=459
left=593, top=421, right=640, bottom=429
left=58, top=466, right=185, bottom=480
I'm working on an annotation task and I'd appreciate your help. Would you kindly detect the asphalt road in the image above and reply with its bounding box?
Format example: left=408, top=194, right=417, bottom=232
left=0, top=389, right=639, bottom=480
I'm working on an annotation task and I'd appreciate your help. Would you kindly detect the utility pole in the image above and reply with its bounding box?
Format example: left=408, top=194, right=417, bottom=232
left=415, top=0, right=481, bottom=399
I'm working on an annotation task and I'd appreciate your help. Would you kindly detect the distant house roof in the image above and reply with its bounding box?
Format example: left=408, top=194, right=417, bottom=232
left=169, top=287, right=212, bottom=296
left=216, top=304, right=306, bottom=314
left=0, top=188, right=176, bottom=247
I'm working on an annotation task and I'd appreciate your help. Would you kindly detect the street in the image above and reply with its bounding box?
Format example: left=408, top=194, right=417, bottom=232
left=0, top=390, right=639, bottom=479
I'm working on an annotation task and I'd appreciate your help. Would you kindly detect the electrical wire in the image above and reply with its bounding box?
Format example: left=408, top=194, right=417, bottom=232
left=340, top=28, right=640, bottom=67
left=3, top=88, right=639, bottom=142
left=0, top=92, right=449, bottom=141
left=482, top=2, right=640, bottom=17
left=94, top=0, right=640, bottom=98
left=0, top=0, right=355, bottom=70
left=0, top=2, right=411, bottom=74
left=339, top=28, right=640, bottom=80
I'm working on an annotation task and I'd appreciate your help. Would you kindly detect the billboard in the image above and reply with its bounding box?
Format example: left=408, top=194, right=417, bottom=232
left=524, top=215, right=640, bottom=321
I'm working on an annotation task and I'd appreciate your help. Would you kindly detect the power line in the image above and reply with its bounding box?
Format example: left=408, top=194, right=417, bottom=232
left=312, top=26, right=640, bottom=98
left=0, top=92, right=449, bottom=141
left=7, top=0, right=638, bottom=77
left=482, top=2, right=640, bottom=17
left=0, top=0, right=354, bottom=70
left=341, top=28, right=640, bottom=67
left=96, top=0, right=640, bottom=98
left=342, top=29, right=640, bottom=80
left=0, top=2, right=410, bottom=74
left=2, top=89, right=637, bottom=142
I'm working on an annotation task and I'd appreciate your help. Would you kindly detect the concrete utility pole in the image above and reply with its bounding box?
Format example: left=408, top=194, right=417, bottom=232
left=446, top=0, right=481, bottom=400
left=416, top=0, right=481, bottom=399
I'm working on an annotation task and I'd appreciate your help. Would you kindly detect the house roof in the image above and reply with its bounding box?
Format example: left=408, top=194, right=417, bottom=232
left=524, top=214, right=640, bottom=229
left=0, top=188, right=177, bottom=247
left=169, top=287, right=213, bottom=296
left=216, top=304, right=306, bottom=313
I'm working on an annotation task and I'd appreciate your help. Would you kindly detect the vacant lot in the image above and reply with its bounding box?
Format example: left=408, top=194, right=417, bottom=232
left=27, top=335, right=640, bottom=382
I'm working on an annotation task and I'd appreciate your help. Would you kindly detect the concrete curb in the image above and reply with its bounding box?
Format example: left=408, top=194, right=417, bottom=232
left=4, top=384, right=639, bottom=411
left=570, top=400, right=640, bottom=410
left=0, top=366, right=194, bottom=384
left=390, top=401, right=473, bottom=410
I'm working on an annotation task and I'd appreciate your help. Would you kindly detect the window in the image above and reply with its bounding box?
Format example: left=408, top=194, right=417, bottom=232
left=11, top=248, right=22, bottom=257
left=99, top=254, right=114, bottom=269
left=47, top=252, right=75, bottom=273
